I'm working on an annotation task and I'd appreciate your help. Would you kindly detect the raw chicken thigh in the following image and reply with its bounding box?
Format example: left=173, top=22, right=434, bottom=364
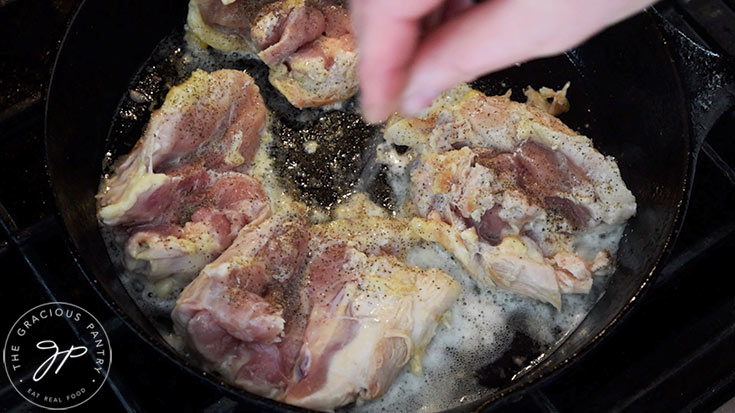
left=285, top=243, right=460, bottom=410
left=172, top=211, right=310, bottom=397
left=188, top=0, right=358, bottom=108
left=97, top=69, right=270, bottom=285
left=122, top=172, right=269, bottom=282
left=379, top=85, right=637, bottom=308
left=173, top=206, right=461, bottom=411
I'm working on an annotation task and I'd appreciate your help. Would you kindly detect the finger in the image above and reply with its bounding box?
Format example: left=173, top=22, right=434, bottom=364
left=441, top=0, right=474, bottom=21
left=350, top=0, right=443, bottom=123
left=422, top=0, right=473, bottom=33
left=400, top=0, right=656, bottom=115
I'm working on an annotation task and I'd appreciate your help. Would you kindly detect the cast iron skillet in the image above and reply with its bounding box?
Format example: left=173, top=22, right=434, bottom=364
left=44, top=0, right=734, bottom=411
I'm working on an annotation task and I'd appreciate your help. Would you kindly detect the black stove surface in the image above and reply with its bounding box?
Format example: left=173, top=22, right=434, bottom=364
left=1, top=0, right=734, bottom=411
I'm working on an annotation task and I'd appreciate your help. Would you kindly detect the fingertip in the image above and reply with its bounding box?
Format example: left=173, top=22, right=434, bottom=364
left=351, top=0, right=448, bottom=123
left=360, top=104, right=382, bottom=124
left=357, top=75, right=391, bottom=124
left=360, top=100, right=395, bottom=124
left=400, top=68, right=443, bottom=117
left=357, top=55, right=405, bottom=124
left=400, top=91, right=438, bottom=118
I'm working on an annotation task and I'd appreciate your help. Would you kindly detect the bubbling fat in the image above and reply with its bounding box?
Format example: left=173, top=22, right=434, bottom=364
left=99, top=225, right=182, bottom=341
left=102, top=27, right=612, bottom=413
left=352, top=243, right=601, bottom=412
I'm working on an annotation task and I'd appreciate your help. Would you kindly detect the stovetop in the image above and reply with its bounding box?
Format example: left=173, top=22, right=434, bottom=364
left=1, top=0, right=734, bottom=411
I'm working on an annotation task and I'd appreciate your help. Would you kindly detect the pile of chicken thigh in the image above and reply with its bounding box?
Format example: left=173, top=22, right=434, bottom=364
left=96, top=0, right=636, bottom=410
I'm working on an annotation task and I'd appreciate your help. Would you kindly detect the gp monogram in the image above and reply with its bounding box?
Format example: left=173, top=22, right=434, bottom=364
left=3, top=302, right=112, bottom=410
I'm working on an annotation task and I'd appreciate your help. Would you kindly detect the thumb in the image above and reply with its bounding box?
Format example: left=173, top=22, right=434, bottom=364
left=400, top=0, right=656, bottom=115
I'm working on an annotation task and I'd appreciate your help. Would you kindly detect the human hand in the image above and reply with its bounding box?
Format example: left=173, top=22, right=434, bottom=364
left=350, top=0, right=657, bottom=123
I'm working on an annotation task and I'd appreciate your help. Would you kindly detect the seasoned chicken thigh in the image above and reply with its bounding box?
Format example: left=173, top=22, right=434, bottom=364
left=255, top=0, right=357, bottom=108
left=173, top=208, right=460, bottom=410
left=124, top=172, right=270, bottom=282
left=99, top=69, right=266, bottom=225
left=173, top=212, right=311, bottom=397
left=310, top=215, right=419, bottom=258
left=188, top=0, right=357, bottom=108
left=97, top=69, right=270, bottom=285
left=284, top=244, right=460, bottom=410
left=380, top=85, right=636, bottom=308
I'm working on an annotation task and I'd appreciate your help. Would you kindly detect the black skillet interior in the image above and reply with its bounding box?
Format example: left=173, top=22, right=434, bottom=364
left=45, top=0, right=690, bottom=410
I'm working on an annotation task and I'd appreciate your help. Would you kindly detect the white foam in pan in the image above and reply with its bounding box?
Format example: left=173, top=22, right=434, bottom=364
left=353, top=243, right=601, bottom=412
